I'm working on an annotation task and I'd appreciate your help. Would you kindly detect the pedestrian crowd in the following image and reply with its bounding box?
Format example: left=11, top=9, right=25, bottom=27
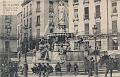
left=29, top=55, right=119, bottom=77
left=31, top=63, right=53, bottom=77
left=84, top=55, right=119, bottom=77
left=31, top=62, right=80, bottom=77
left=0, top=62, right=18, bottom=77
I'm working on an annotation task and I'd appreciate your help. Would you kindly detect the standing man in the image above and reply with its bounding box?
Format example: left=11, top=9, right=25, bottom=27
left=55, top=62, right=62, bottom=75
left=84, top=57, right=89, bottom=74
left=73, top=63, right=78, bottom=75
left=41, top=63, right=47, bottom=77
left=58, top=45, right=64, bottom=55
left=66, top=62, right=72, bottom=73
left=38, top=63, right=42, bottom=77
left=105, top=56, right=114, bottom=77
left=88, top=57, right=94, bottom=77
left=45, top=45, right=50, bottom=60
left=46, top=63, right=53, bottom=77
left=13, top=63, right=18, bottom=77
left=41, top=45, right=49, bottom=60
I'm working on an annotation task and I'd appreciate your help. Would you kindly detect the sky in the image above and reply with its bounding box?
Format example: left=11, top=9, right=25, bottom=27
left=0, top=0, right=23, bottom=15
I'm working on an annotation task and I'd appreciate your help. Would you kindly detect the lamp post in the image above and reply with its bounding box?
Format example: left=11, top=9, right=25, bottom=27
left=92, top=25, right=98, bottom=77
left=23, top=26, right=28, bottom=77
left=5, top=16, right=11, bottom=77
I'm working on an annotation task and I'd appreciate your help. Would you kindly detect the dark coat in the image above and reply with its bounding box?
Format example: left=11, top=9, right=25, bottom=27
left=106, top=58, right=114, bottom=70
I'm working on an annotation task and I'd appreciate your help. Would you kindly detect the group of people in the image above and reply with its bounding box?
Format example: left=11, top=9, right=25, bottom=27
left=31, top=63, right=53, bottom=77
left=84, top=55, right=119, bottom=77
left=100, top=55, right=119, bottom=77
left=84, top=57, right=95, bottom=77
left=9, top=63, right=18, bottom=77
left=31, top=55, right=118, bottom=77
left=0, top=62, right=18, bottom=77
left=31, top=62, right=80, bottom=77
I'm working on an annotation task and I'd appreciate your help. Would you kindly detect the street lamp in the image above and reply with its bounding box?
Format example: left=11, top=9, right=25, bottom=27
left=6, top=17, right=11, bottom=77
left=92, top=25, right=98, bottom=77
left=23, top=26, right=28, bottom=77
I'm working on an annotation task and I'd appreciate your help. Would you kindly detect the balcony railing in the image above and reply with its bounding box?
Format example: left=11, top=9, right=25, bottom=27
left=95, top=15, right=101, bottom=19
left=108, top=29, right=118, bottom=35
left=73, top=18, right=79, bottom=22
left=29, top=10, right=32, bottom=15
left=49, top=8, right=54, bottom=13
left=85, top=31, right=89, bottom=35
left=84, top=15, right=89, bottom=20
left=26, top=12, right=28, bottom=17
left=83, top=0, right=89, bottom=4
left=36, top=23, right=40, bottom=26
left=73, top=2, right=79, bottom=6
left=111, top=13, right=118, bottom=17
left=36, top=8, right=40, bottom=13
left=94, top=0, right=101, bottom=2
left=0, top=33, right=17, bottom=40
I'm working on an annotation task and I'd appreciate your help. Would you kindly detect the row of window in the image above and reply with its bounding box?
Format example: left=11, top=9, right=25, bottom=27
left=36, top=1, right=40, bottom=12
left=73, top=2, right=101, bottom=34
left=36, top=29, right=40, bottom=38
left=74, top=41, right=101, bottom=50
left=84, top=5, right=101, bottom=20
left=73, top=0, right=100, bottom=34
left=23, top=4, right=32, bottom=18
left=84, top=22, right=101, bottom=35
left=49, top=1, right=54, bottom=33
left=74, top=39, right=118, bottom=51
left=36, top=1, right=41, bottom=37
left=112, top=20, right=117, bottom=33
left=73, top=0, right=118, bottom=35
left=49, top=0, right=54, bottom=22
left=84, top=4, right=101, bottom=35
left=73, top=0, right=101, bottom=19
left=24, top=17, right=32, bottom=28
left=23, top=1, right=41, bottom=18
left=73, top=0, right=101, bottom=4
left=17, top=13, right=22, bottom=24
left=5, top=16, right=11, bottom=29
left=111, top=0, right=118, bottom=34
left=24, top=14, right=40, bottom=27
left=74, top=4, right=79, bottom=34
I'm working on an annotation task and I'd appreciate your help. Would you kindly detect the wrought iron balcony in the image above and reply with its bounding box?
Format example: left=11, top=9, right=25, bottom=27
left=29, top=11, right=32, bottom=15
left=94, top=0, right=101, bottom=2
left=36, top=8, right=41, bottom=13
left=0, top=33, right=17, bottom=40
left=83, top=0, right=89, bottom=4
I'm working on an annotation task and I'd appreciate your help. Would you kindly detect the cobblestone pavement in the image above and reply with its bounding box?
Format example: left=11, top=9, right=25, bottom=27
left=18, top=71, right=120, bottom=77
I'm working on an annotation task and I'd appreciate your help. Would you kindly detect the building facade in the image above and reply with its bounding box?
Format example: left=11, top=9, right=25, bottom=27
left=17, top=0, right=52, bottom=69
left=17, top=12, right=23, bottom=52
left=21, top=0, right=49, bottom=38
left=0, top=15, right=17, bottom=67
left=17, top=0, right=70, bottom=65
left=68, top=0, right=120, bottom=56
left=17, top=0, right=120, bottom=68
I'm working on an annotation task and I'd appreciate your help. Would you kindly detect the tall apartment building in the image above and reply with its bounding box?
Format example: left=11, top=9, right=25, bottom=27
left=68, top=0, right=120, bottom=56
left=17, top=0, right=69, bottom=49
left=17, top=0, right=70, bottom=64
left=0, top=15, right=17, bottom=66
left=21, top=0, right=49, bottom=38
left=17, top=0, right=120, bottom=65
left=17, top=0, right=51, bottom=67
left=17, top=12, right=23, bottom=52
left=0, top=1, right=22, bottom=74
